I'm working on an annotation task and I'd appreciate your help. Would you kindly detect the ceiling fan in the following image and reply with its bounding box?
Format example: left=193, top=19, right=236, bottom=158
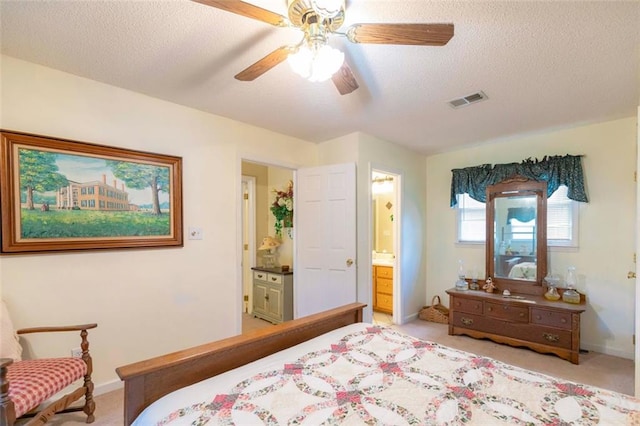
left=193, top=0, right=454, bottom=95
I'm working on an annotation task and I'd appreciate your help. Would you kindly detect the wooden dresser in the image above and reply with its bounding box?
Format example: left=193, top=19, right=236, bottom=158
left=446, top=288, right=585, bottom=364
left=373, top=265, right=393, bottom=314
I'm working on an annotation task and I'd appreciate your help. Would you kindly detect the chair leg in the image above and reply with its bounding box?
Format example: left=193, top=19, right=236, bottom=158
left=81, top=329, right=95, bottom=424
left=82, top=373, right=95, bottom=423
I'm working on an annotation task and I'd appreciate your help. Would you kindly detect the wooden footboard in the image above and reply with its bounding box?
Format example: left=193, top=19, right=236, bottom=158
left=116, top=302, right=366, bottom=425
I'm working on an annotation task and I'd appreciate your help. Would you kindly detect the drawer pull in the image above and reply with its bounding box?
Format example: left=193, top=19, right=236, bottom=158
left=461, top=317, right=474, bottom=326
left=543, top=333, right=559, bottom=343
left=488, top=307, right=493, bottom=312
left=271, top=277, right=278, bottom=281
left=561, top=318, right=567, bottom=323
left=536, top=315, right=541, bottom=320
left=519, top=312, right=525, bottom=317
left=265, top=294, right=269, bottom=301
left=257, top=274, right=264, bottom=279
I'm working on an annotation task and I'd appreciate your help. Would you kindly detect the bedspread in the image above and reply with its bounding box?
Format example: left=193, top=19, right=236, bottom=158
left=135, top=323, right=640, bottom=425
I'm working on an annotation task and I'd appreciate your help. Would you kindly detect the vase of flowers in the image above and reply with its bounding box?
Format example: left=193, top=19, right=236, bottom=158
left=271, top=180, right=293, bottom=237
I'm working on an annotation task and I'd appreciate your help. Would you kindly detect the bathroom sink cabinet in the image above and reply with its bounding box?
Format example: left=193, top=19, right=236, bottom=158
left=446, top=289, right=585, bottom=364
left=373, top=265, right=393, bottom=314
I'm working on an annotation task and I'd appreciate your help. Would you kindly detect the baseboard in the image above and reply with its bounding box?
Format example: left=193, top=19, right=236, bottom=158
left=94, top=378, right=124, bottom=396
left=580, top=342, right=634, bottom=360
left=402, top=312, right=419, bottom=324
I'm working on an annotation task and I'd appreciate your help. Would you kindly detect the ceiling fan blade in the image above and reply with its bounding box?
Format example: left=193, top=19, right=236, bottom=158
left=332, top=62, right=359, bottom=95
left=234, top=46, right=292, bottom=81
left=192, top=0, right=289, bottom=27
left=346, top=23, right=454, bottom=46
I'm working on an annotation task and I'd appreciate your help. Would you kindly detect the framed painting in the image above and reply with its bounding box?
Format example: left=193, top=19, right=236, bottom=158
left=0, top=130, right=183, bottom=254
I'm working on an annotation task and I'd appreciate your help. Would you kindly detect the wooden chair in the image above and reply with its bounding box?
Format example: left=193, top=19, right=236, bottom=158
left=0, top=319, right=97, bottom=425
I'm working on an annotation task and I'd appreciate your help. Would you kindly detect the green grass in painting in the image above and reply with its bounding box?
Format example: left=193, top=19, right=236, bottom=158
left=21, top=209, right=170, bottom=238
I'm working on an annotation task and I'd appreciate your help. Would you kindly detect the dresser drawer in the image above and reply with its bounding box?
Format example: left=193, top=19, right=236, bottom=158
left=452, top=313, right=572, bottom=350
left=450, top=297, right=483, bottom=315
left=451, top=312, right=491, bottom=330
left=253, top=271, right=268, bottom=281
left=531, top=308, right=572, bottom=330
left=376, top=266, right=393, bottom=279
left=267, top=273, right=283, bottom=285
left=518, top=325, right=572, bottom=349
left=485, top=302, right=528, bottom=323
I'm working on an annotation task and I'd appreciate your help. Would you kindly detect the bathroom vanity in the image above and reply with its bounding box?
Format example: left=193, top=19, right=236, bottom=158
left=372, top=264, right=393, bottom=314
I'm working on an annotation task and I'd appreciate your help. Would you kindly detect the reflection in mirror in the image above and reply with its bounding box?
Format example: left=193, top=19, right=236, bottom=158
left=486, top=177, right=547, bottom=295
left=493, top=195, right=537, bottom=281
left=372, top=175, right=394, bottom=254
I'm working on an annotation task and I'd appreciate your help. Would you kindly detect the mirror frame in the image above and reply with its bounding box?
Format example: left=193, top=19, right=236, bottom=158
left=486, top=176, right=547, bottom=295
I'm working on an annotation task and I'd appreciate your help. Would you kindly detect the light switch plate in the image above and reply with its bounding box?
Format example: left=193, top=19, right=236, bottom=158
left=188, top=227, right=203, bottom=240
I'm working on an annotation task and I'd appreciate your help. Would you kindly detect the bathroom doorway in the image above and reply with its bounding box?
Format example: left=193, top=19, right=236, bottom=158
left=371, top=169, right=400, bottom=325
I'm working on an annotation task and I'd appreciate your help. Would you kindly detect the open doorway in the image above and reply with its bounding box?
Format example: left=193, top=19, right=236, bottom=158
left=241, top=160, right=294, bottom=333
left=371, top=169, right=400, bottom=325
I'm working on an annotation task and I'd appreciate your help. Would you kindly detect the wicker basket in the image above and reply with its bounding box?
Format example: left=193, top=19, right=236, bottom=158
left=419, top=295, right=449, bottom=324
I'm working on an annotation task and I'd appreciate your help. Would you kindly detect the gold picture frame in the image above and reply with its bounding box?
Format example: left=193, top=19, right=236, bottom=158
left=0, top=130, right=183, bottom=254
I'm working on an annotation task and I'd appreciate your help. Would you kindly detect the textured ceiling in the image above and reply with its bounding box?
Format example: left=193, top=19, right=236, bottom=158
left=1, top=0, right=639, bottom=155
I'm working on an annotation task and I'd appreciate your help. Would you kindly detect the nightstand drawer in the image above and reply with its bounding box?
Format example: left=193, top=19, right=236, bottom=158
left=267, top=273, right=283, bottom=285
left=253, top=271, right=268, bottom=281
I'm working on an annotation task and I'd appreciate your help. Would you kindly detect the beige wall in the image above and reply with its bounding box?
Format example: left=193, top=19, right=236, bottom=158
left=426, top=116, right=637, bottom=359
left=0, top=56, right=317, bottom=390
left=267, top=167, right=294, bottom=266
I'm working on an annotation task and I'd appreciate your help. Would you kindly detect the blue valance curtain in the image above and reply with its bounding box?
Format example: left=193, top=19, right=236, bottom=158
left=450, top=154, right=588, bottom=207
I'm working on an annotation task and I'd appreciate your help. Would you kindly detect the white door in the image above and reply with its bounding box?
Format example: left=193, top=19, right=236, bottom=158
left=295, top=163, right=357, bottom=318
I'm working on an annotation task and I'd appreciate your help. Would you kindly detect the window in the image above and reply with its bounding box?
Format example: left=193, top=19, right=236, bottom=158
left=457, top=185, right=578, bottom=247
left=456, top=194, right=486, bottom=243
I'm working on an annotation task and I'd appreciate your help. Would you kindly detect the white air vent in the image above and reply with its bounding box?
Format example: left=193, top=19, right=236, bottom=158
left=448, top=91, right=488, bottom=109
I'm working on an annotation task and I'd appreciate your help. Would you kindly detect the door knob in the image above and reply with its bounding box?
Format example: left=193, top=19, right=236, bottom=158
left=628, top=271, right=636, bottom=279
left=346, top=259, right=354, bottom=267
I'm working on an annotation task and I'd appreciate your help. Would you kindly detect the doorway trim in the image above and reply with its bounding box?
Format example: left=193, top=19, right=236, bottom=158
left=241, top=175, right=256, bottom=315
left=370, top=164, right=402, bottom=325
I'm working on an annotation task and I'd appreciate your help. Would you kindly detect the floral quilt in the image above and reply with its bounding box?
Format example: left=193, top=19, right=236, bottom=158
left=136, top=324, right=640, bottom=425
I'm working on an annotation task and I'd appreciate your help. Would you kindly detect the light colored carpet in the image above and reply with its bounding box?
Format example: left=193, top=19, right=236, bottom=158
left=32, top=315, right=634, bottom=425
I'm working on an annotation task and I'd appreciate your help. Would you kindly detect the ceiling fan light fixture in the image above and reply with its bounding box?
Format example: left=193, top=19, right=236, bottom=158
left=310, top=0, right=345, bottom=19
left=287, top=43, right=344, bottom=82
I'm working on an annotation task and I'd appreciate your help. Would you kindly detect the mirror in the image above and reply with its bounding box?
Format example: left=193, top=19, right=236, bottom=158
left=372, top=176, right=394, bottom=254
left=486, top=177, right=547, bottom=294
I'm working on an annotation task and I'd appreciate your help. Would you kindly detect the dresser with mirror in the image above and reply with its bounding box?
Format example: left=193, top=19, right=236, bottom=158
left=447, top=176, right=586, bottom=364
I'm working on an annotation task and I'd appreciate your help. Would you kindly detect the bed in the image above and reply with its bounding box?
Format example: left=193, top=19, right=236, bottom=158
left=508, top=261, right=538, bottom=280
left=116, top=303, right=640, bottom=425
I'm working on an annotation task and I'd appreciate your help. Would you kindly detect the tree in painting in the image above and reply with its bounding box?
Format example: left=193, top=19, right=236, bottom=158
left=19, top=149, right=68, bottom=210
left=108, top=161, right=169, bottom=215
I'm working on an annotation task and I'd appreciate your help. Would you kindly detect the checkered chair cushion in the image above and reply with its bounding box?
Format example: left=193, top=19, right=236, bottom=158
left=7, top=357, right=87, bottom=418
